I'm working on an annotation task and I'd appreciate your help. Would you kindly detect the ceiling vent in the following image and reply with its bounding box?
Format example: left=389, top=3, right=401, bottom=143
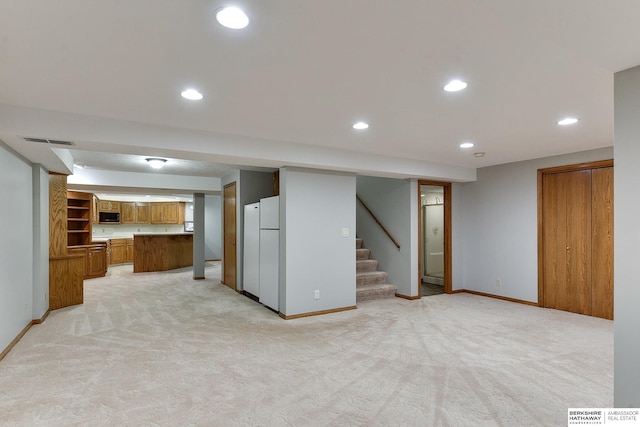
left=22, top=136, right=75, bottom=146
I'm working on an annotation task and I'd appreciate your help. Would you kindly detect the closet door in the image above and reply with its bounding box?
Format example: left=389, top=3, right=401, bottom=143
left=542, top=170, right=592, bottom=315
left=591, top=167, right=614, bottom=320
left=564, top=170, right=592, bottom=315
left=542, top=172, right=568, bottom=311
left=539, top=161, right=613, bottom=320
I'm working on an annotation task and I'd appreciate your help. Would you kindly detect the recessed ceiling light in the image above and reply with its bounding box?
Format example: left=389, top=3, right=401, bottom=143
left=474, top=152, right=485, bottom=158
left=146, top=158, right=167, bottom=169
left=557, top=117, right=579, bottom=126
left=444, top=80, right=468, bottom=92
left=353, top=122, right=369, bottom=130
left=181, top=89, right=203, bottom=101
left=459, top=142, right=474, bottom=149
left=216, top=7, right=249, bottom=29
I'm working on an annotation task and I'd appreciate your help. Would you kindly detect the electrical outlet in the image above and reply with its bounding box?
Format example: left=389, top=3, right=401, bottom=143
left=314, top=290, right=320, bottom=300
left=496, top=279, right=502, bottom=287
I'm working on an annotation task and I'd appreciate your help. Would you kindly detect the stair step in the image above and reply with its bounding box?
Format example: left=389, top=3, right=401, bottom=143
left=356, top=259, right=379, bottom=273
left=356, top=283, right=397, bottom=302
left=356, top=271, right=388, bottom=285
left=356, top=248, right=371, bottom=260
left=356, top=238, right=363, bottom=249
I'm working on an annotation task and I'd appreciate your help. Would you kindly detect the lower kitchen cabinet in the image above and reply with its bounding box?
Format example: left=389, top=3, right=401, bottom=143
left=67, top=243, right=107, bottom=279
left=126, top=239, right=134, bottom=263
left=107, top=238, right=134, bottom=265
left=108, top=239, right=127, bottom=265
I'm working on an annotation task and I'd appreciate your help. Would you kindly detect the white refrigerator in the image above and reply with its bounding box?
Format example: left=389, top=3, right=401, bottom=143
left=259, top=196, right=280, bottom=311
left=243, top=202, right=260, bottom=298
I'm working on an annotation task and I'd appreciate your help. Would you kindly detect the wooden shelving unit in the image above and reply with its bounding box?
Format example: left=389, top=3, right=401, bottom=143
left=67, top=191, right=93, bottom=247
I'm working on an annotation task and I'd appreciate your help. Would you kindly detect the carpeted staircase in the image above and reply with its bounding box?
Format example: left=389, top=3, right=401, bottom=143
left=356, top=238, right=397, bottom=302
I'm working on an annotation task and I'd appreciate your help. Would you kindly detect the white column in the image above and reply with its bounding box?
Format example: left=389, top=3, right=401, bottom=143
left=193, top=193, right=205, bottom=280
left=614, top=64, right=640, bottom=407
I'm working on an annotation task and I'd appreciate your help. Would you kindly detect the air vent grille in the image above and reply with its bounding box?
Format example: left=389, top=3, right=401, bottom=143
left=22, top=137, right=75, bottom=146
left=23, top=137, right=48, bottom=143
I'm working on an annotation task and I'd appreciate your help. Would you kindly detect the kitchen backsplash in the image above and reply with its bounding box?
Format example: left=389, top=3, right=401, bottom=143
left=92, top=224, right=185, bottom=239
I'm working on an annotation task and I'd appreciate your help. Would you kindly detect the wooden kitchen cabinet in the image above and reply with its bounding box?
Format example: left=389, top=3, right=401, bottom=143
left=150, top=202, right=185, bottom=224
left=120, top=202, right=136, bottom=224
left=97, top=200, right=120, bottom=213
left=109, top=238, right=127, bottom=265
left=136, top=202, right=150, bottom=224
left=126, top=239, right=134, bottom=263
left=67, top=244, right=107, bottom=279
left=121, top=202, right=150, bottom=224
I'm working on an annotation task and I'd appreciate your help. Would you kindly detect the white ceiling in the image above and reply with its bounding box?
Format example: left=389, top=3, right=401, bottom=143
left=1, top=0, right=639, bottom=180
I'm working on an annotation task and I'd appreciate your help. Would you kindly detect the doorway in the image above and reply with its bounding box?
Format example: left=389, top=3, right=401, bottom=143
left=418, top=181, right=452, bottom=296
left=223, top=182, right=237, bottom=291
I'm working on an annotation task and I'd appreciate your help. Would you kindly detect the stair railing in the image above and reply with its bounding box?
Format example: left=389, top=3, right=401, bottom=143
left=356, top=194, right=401, bottom=250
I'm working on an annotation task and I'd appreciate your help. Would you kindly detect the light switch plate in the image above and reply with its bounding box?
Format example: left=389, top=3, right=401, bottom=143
left=341, top=227, right=350, bottom=237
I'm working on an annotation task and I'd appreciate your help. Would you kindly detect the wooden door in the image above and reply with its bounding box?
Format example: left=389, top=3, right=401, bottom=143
left=591, top=167, right=614, bottom=319
left=542, top=170, right=591, bottom=314
left=542, top=172, right=568, bottom=311
left=539, top=160, right=613, bottom=319
left=223, top=182, right=237, bottom=290
left=565, top=170, right=592, bottom=315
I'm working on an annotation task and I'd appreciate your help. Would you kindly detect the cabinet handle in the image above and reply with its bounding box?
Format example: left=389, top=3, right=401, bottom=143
left=566, top=246, right=570, bottom=250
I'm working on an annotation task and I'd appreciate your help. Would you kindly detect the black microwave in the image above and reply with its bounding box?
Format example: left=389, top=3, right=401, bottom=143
left=99, top=211, right=120, bottom=223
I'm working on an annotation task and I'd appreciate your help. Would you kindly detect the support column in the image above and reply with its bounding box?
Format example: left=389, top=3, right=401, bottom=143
left=193, top=193, right=205, bottom=280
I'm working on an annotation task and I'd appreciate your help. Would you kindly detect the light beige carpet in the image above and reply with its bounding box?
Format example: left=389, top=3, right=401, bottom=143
left=0, top=262, right=613, bottom=426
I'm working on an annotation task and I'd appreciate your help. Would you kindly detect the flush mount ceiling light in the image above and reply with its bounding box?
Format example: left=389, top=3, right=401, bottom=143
left=444, top=80, right=468, bottom=92
left=216, top=7, right=249, bottom=29
left=353, top=122, right=369, bottom=130
left=146, top=158, right=167, bottom=169
left=181, top=88, right=203, bottom=101
left=557, top=117, right=579, bottom=126
left=474, top=152, right=485, bottom=158
left=459, top=142, right=474, bottom=149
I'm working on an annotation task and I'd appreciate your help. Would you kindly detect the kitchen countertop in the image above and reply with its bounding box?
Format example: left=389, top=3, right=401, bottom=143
left=91, top=236, right=133, bottom=242
left=133, top=233, right=194, bottom=237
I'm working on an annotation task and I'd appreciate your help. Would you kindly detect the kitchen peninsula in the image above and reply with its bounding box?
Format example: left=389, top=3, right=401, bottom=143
left=133, top=233, right=193, bottom=273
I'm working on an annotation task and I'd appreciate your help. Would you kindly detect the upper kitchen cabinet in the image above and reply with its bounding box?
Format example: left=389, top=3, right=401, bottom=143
left=97, top=200, right=120, bottom=213
left=67, top=191, right=92, bottom=247
left=120, top=202, right=151, bottom=224
left=136, top=202, right=150, bottom=224
left=150, top=202, right=185, bottom=224
left=120, top=202, right=136, bottom=224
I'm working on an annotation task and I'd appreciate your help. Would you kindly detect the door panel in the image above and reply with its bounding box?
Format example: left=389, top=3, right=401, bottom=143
left=591, top=167, right=614, bottom=319
left=223, top=182, right=237, bottom=290
left=565, top=170, right=592, bottom=315
left=542, top=172, right=568, bottom=311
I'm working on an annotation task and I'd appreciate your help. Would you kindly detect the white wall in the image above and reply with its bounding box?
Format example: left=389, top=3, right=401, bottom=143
left=356, top=176, right=419, bottom=297
left=280, top=168, right=356, bottom=316
left=613, top=65, right=640, bottom=407
left=205, top=195, right=221, bottom=259
left=32, top=165, right=49, bottom=319
left=0, top=143, right=34, bottom=352
left=459, top=147, right=613, bottom=302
